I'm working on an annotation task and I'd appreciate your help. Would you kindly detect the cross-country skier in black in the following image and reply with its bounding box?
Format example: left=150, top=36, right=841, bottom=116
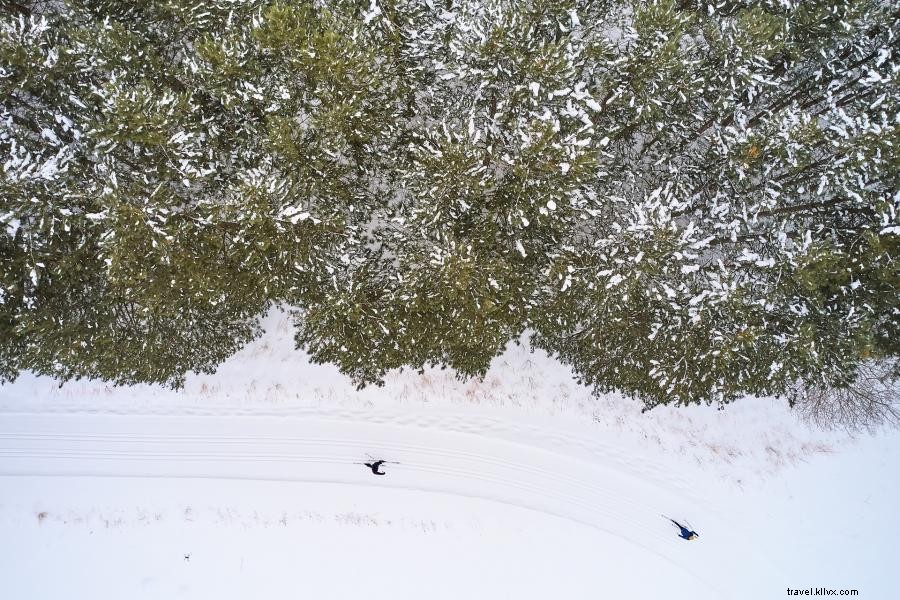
left=359, top=454, right=399, bottom=475
left=364, top=460, right=386, bottom=475
left=668, top=518, right=699, bottom=541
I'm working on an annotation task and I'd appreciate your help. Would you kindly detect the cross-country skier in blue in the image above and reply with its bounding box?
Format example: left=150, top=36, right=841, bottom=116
left=669, top=519, right=699, bottom=540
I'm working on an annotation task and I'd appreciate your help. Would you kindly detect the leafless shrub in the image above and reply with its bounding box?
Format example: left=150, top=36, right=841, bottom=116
left=790, top=360, right=900, bottom=433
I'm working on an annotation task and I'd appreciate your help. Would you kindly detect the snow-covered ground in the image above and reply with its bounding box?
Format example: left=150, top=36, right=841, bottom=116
left=1, top=310, right=898, bottom=599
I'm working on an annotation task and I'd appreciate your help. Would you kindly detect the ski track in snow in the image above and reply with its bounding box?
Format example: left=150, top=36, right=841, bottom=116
left=0, top=410, right=752, bottom=598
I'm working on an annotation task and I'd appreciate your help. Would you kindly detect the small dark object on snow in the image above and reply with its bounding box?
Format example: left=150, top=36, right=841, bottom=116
left=364, top=460, right=386, bottom=475
left=184, top=554, right=191, bottom=561
left=669, top=519, right=699, bottom=541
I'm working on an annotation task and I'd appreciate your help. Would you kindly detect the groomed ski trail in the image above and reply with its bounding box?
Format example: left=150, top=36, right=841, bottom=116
left=0, top=409, right=765, bottom=598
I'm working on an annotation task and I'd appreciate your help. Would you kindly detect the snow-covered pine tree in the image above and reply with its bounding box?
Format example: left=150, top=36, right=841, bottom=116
left=0, top=0, right=365, bottom=384
left=530, top=0, right=900, bottom=408
left=295, top=0, right=598, bottom=383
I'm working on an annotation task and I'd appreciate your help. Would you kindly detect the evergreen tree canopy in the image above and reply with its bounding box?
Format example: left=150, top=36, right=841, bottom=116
left=2, top=0, right=898, bottom=410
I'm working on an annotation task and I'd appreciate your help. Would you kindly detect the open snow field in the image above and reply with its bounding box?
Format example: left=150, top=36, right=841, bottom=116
left=1, top=310, right=898, bottom=599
